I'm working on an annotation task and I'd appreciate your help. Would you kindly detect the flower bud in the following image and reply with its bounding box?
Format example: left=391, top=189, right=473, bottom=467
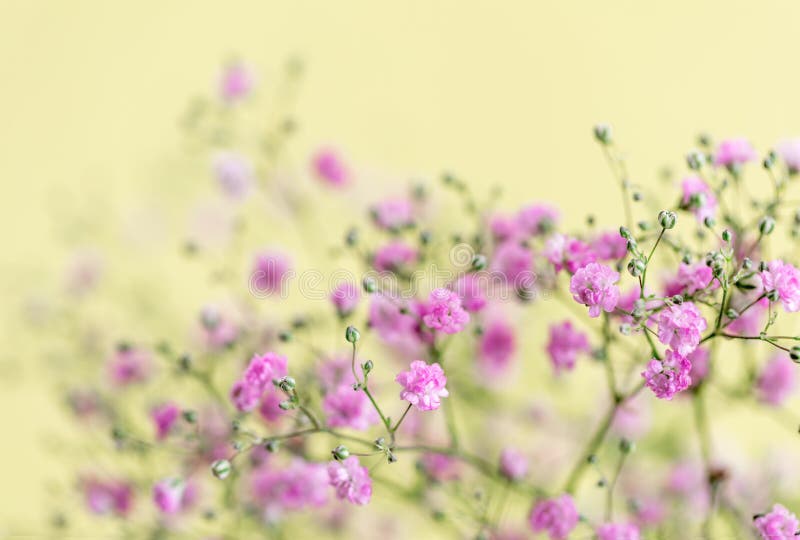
left=686, top=149, right=705, bottom=170
left=658, top=210, right=677, bottom=229
left=759, top=261, right=769, bottom=272
left=742, top=257, right=753, bottom=270
left=362, top=359, right=374, bottom=375
left=265, top=440, right=280, bottom=453
left=619, top=226, right=632, bottom=240
left=332, top=445, right=350, bottom=460
left=627, top=258, right=646, bottom=277
left=619, top=439, right=636, bottom=453
left=362, top=277, right=377, bottom=294
left=211, top=459, right=232, bottom=480
left=626, top=239, right=638, bottom=254
left=790, top=347, right=800, bottom=362
left=278, top=400, right=294, bottom=410
left=182, top=410, right=197, bottom=424
left=704, top=216, right=716, bottom=228
left=419, top=230, right=432, bottom=245
left=278, top=330, right=292, bottom=342
left=619, top=323, right=632, bottom=336
left=726, top=308, right=740, bottom=320
left=763, top=151, right=777, bottom=170
left=593, top=123, right=612, bottom=144
left=345, top=227, right=359, bottom=246
left=387, top=452, right=398, bottom=463
left=721, top=229, right=732, bottom=243
left=767, top=289, right=780, bottom=302
left=759, top=216, right=776, bottom=236
left=471, top=254, right=488, bottom=271
left=179, top=354, right=192, bottom=372
left=278, top=376, right=296, bottom=392
left=345, top=325, right=361, bottom=343
left=637, top=221, right=651, bottom=231
left=672, top=295, right=684, bottom=304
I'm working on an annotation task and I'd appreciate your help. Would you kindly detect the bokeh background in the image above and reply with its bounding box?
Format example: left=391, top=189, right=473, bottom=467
left=4, top=0, right=800, bottom=533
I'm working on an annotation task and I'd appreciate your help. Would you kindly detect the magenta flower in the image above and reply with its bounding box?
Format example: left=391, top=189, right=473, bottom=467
left=212, top=151, right=254, bottom=200
left=422, top=288, right=470, bottom=334
left=219, top=61, right=254, bottom=103
left=492, top=241, right=533, bottom=287
left=655, top=302, right=707, bottom=356
left=243, top=352, right=288, bottom=390
left=596, top=522, right=641, bottom=540
left=569, top=262, right=620, bottom=318
left=257, top=389, right=287, bottom=423
left=728, top=295, right=769, bottom=335
left=680, top=176, right=718, bottom=223
left=477, top=318, right=516, bottom=378
left=373, top=241, right=419, bottom=273
left=370, top=197, right=414, bottom=230
left=546, top=320, right=591, bottom=374
left=452, top=273, right=487, bottom=312
left=516, top=203, right=560, bottom=236
left=591, top=230, right=628, bottom=261
left=151, top=402, right=180, bottom=441
left=687, top=347, right=711, bottom=390
left=322, top=384, right=380, bottom=430
left=108, top=345, right=151, bottom=387
left=250, top=251, right=292, bottom=296
left=754, top=504, right=800, bottom=540
left=230, top=380, right=263, bottom=412
left=714, top=137, right=757, bottom=168
left=252, top=459, right=329, bottom=521
left=490, top=213, right=521, bottom=243
left=499, top=447, right=529, bottom=481
left=777, top=138, right=800, bottom=174
left=420, top=452, right=461, bottom=481
left=328, top=456, right=372, bottom=505
left=330, top=281, right=360, bottom=317
left=312, top=147, right=350, bottom=187
left=663, top=262, right=717, bottom=297
left=528, top=494, right=579, bottom=540
left=544, top=233, right=597, bottom=273
left=761, top=260, right=800, bottom=312
left=756, top=354, right=796, bottom=406
left=153, top=478, right=186, bottom=515
left=368, top=294, right=426, bottom=354
left=641, top=349, right=692, bottom=400
left=82, top=477, right=134, bottom=517
left=396, top=360, right=449, bottom=411
left=317, top=356, right=357, bottom=392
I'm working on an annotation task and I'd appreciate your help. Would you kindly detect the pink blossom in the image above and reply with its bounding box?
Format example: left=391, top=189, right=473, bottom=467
left=199, top=306, right=238, bottom=350
left=422, top=288, right=470, bottom=334
left=328, top=456, right=372, bottom=505
left=611, top=398, right=651, bottom=439
left=728, top=296, right=769, bottom=335
left=663, top=262, right=717, bottom=297
left=499, top=447, right=529, bottom=481
left=489, top=214, right=521, bottom=243
left=680, top=176, right=718, bottom=223
left=252, top=459, right=329, bottom=521
left=317, top=357, right=356, bottom=392
left=153, top=478, right=186, bottom=515
left=633, top=498, right=666, bottom=527
left=230, top=380, right=263, bottom=412
left=754, top=504, right=800, bottom=540
left=596, top=522, right=641, bottom=540
left=219, top=61, right=254, bottom=103
left=687, top=347, right=710, bottom=389
left=516, top=203, right=560, bottom=236
left=396, top=360, right=449, bottom=411
left=370, top=197, right=414, bottom=230
left=368, top=294, right=426, bottom=353
left=330, top=282, right=360, bottom=317
left=477, top=318, right=516, bottom=378
left=714, top=138, right=757, bottom=168
left=544, top=233, right=597, bottom=273
left=373, top=241, right=418, bottom=273
left=312, top=147, right=350, bottom=187
left=655, top=302, right=707, bottom=356
left=212, top=151, right=253, bottom=200
left=420, top=453, right=461, bottom=481
left=492, top=242, right=533, bottom=288
left=243, top=352, right=288, bottom=391
left=151, top=402, right=180, bottom=441
left=528, top=494, right=579, bottom=540
left=108, top=345, right=151, bottom=386
left=641, top=349, right=692, bottom=400
left=592, top=230, right=628, bottom=261
left=251, top=251, right=292, bottom=296
left=761, top=260, right=800, bottom=312
left=258, top=390, right=288, bottom=423
left=82, top=477, right=134, bottom=517
left=777, top=139, right=800, bottom=174
left=756, top=354, right=796, bottom=406
left=545, top=320, right=591, bottom=374
left=322, top=384, right=380, bottom=430
left=452, top=273, right=487, bottom=312
left=569, top=263, right=621, bottom=318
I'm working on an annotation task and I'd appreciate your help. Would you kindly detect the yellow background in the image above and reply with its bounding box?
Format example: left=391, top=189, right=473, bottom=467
left=3, top=0, right=800, bottom=530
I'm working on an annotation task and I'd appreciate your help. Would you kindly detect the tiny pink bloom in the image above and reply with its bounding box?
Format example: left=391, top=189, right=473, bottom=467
left=258, top=389, right=288, bottom=423
left=108, top=345, right=151, bottom=386
left=489, top=213, right=521, bottom=243
left=330, top=281, right=360, bottom=317
left=422, top=288, right=470, bottom=334
left=546, top=320, right=591, bottom=374
left=243, top=352, right=288, bottom=391
left=728, top=296, right=769, bottom=335
left=212, top=151, right=253, bottom=200
left=370, top=197, right=414, bottom=230
left=596, top=522, right=641, bottom=540
left=252, top=459, right=329, bottom=521
left=153, top=478, right=185, bottom=515
left=452, top=273, right=487, bottom=312
left=633, top=498, right=666, bottom=527
left=199, top=306, right=238, bottom=350
left=373, top=241, right=418, bottom=273
left=251, top=251, right=292, bottom=296
left=528, top=494, right=579, bottom=540
left=396, top=360, right=449, bottom=411
left=328, top=456, right=372, bottom=505
left=499, top=447, right=529, bottom=481
left=761, top=260, right=800, bottom=312
left=368, top=294, right=425, bottom=353
left=83, top=478, right=134, bottom=517
left=714, top=138, right=757, bottom=167
left=777, top=139, right=800, bottom=174
left=317, top=357, right=356, bottom=392
left=664, top=262, right=717, bottom=297
left=611, top=397, right=651, bottom=439
left=516, top=203, right=560, bottom=236
left=655, top=302, right=707, bottom=356
left=687, top=347, right=710, bottom=389
left=591, top=230, right=628, bottom=261
left=322, top=384, right=380, bottom=430
left=492, top=242, right=533, bottom=287
left=680, top=176, right=718, bottom=223
left=756, top=354, right=796, bottom=406
left=641, top=349, right=692, bottom=400
left=230, top=380, right=263, bottom=412
left=754, top=504, right=800, bottom=540
left=477, top=318, right=516, bottom=378
left=219, top=61, right=254, bottom=103
left=312, top=147, right=350, bottom=187
left=151, top=402, right=180, bottom=441
left=544, top=233, right=596, bottom=273
left=420, top=452, right=461, bottom=481
left=569, top=263, right=620, bottom=318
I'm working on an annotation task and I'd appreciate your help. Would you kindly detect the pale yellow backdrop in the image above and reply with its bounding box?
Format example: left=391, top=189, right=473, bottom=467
left=3, top=0, right=800, bottom=528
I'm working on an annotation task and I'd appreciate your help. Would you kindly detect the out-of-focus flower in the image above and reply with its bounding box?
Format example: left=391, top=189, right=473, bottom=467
left=528, top=494, right=579, bottom=540
left=545, top=320, right=591, bottom=374
left=655, top=302, right=707, bottom=356
left=680, top=176, right=718, bottom=223
left=258, top=389, right=288, bottom=423
left=82, top=477, right=134, bottom=517
left=761, top=260, right=800, bottom=312
left=419, top=452, right=461, bottom=481
left=596, top=522, right=641, bottom=540
left=544, top=233, right=596, bottom=274
left=219, top=61, right=254, bottom=103
left=756, top=354, right=796, bottom=406
left=312, top=147, right=350, bottom=187
left=231, top=352, right=288, bottom=412
left=330, top=281, right=360, bottom=317
left=151, top=402, right=180, bottom=441
left=777, top=138, right=800, bottom=174
left=322, top=384, right=380, bottom=430
left=252, top=459, right=329, bottom=522
left=663, top=262, right=717, bottom=297
left=754, top=504, right=800, bottom=540
left=499, top=447, right=529, bottom=481
left=108, top=345, right=152, bottom=387
left=396, top=360, right=449, bottom=411
left=477, top=318, right=516, bottom=378
left=328, top=456, right=371, bottom=505
left=687, top=347, right=710, bottom=389
left=422, top=288, right=470, bottom=334
left=569, top=263, right=620, bottom=318
left=250, top=251, right=292, bottom=296
left=212, top=151, right=254, bottom=200
left=714, top=138, right=757, bottom=168
left=153, top=478, right=186, bottom=515
left=452, top=273, right=487, bottom=312
left=199, top=305, right=238, bottom=350
left=370, top=197, right=414, bottom=230
left=490, top=214, right=521, bottom=243
left=642, top=349, right=692, bottom=400
left=591, top=230, right=627, bottom=261
left=492, top=242, right=533, bottom=288
left=516, top=203, right=560, bottom=236
left=373, top=241, right=418, bottom=273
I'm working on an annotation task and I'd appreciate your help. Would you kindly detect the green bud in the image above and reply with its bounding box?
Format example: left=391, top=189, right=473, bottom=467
left=593, top=123, right=612, bottom=145
left=332, top=445, right=350, bottom=460
left=179, top=354, right=192, bottom=371
left=471, top=254, right=488, bottom=271
left=725, top=308, right=739, bottom=320
left=362, top=359, right=374, bottom=375
left=265, top=440, right=280, bottom=453
left=627, top=258, right=646, bottom=277
left=767, top=289, right=780, bottom=302
left=182, top=410, right=197, bottom=423
left=721, top=229, right=732, bottom=242
left=686, top=149, right=705, bottom=170
left=619, top=439, right=636, bottom=453
left=278, top=400, right=294, bottom=410
left=211, top=459, right=232, bottom=480
left=278, top=330, right=293, bottom=343
left=345, top=325, right=360, bottom=344
left=657, top=210, right=677, bottom=229
left=791, top=347, right=800, bottom=362
left=672, top=295, right=684, bottom=304
left=345, top=227, right=359, bottom=246
left=619, top=226, right=632, bottom=240
left=759, top=216, right=776, bottom=236
left=362, top=277, right=377, bottom=294
left=278, top=376, right=296, bottom=391
left=704, top=216, right=716, bottom=228
left=763, top=151, right=777, bottom=170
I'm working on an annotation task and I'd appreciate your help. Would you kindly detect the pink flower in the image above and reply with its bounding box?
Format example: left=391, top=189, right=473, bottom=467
left=368, top=295, right=426, bottom=353
left=328, top=456, right=372, bottom=505
left=312, top=147, right=350, bottom=187
left=330, top=282, right=360, bottom=317
left=528, top=494, right=579, bottom=540
left=611, top=398, right=651, bottom=440
left=396, top=360, right=449, bottom=411
left=777, top=139, right=800, bottom=174
left=420, top=453, right=461, bottom=481
left=680, top=176, right=718, bottom=223
left=728, top=296, right=769, bottom=335
left=219, top=61, right=253, bottom=103
left=754, top=504, right=800, bottom=540
left=687, top=347, right=710, bottom=389
left=322, top=384, right=380, bottom=430
left=592, top=230, right=628, bottom=261
left=633, top=498, right=666, bottom=527
left=761, top=260, right=800, bottom=312
left=641, top=349, right=692, bottom=400
left=714, top=138, right=757, bottom=168
left=596, top=522, right=641, bottom=540
left=82, top=477, right=134, bottom=517
left=230, top=380, right=263, bottom=412
left=477, top=318, right=516, bottom=377
left=655, top=302, right=707, bottom=356
left=199, top=306, right=239, bottom=350
left=151, top=402, right=180, bottom=441
left=251, top=251, right=292, bottom=296
left=370, top=197, right=414, bottom=230
left=317, top=357, right=356, bottom=392
left=499, top=447, right=529, bottom=481
left=243, top=352, right=288, bottom=390
left=569, top=263, right=620, bottom=318
left=373, top=241, right=418, bottom=273
left=489, top=214, right=521, bottom=243
left=422, top=288, right=470, bottom=334
left=153, top=478, right=186, bottom=515
left=212, top=151, right=253, bottom=200
left=756, top=354, right=796, bottom=406
left=452, top=273, right=487, bottom=312
left=546, top=320, right=591, bottom=374
left=258, top=390, right=288, bottom=423
left=544, top=233, right=597, bottom=273
left=252, top=459, right=329, bottom=521
left=663, top=262, right=717, bottom=297
left=492, top=242, right=533, bottom=288
left=108, top=345, right=151, bottom=386
left=516, top=203, right=560, bottom=236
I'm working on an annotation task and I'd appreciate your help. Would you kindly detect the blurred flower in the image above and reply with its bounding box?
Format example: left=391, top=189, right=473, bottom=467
left=370, top=197, right=414, bottom=230
left=328, top=456, right=371, bottom=505
left=596, top=522, right=640, bottom=540
left=545, top=320, right=591, bottom=374
left=212, top=151, right=254, bottom=200
left=253, top=459, right=329, bottom=521
left=516, top=203, right=559, bottom=236
left=754, top=504, right=799, bottom=540
left=153, top=478, right=186, bottom=515
left=322, top=384, right=380, bottom=430
left=528, top=494, right=578, bottom=540
left=108, top=345, right=152, bottom=387
left=251, top=251, right=292, bottom=296
left=777, top=138, right=800, bottom=173
left=82, top=477, right=134, bottom=517
left=422, top=288, right=470, bottom=334
left=477, top=318, right=516, bottom=378
left=499, top=447, right=529, bottom=481
left=544, top=233, right=596, bottom=274
left=151, top=402, right=180, bottom=441
left=714, top=138, right=756, bottom=168
left=756, top=354, right=796, bottom=406
left=330, top=281, right=360, bottom=317
left=373, top=241, right=418, bottom=273
left=312, top=147, right=350, bottom=187
left=219, top=61, right=254, bottom=103
left=680, top=176, right=717, bottom=223
left=761, top=260, right=800, bottom=312
left=419, top=453, right=461, bottom=482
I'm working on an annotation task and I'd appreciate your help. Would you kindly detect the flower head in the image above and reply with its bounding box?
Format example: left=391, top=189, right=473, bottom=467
left=330, top=281, right=360, bottom=317
left=251, top=251, right=292, bottom=296
left=151, top=402, right=180, bottom=441
left=322, top=384, right=380, bottom=430
left=777, top=139, right=800, bottom=174
left=680, top=176, right=718, bottom=223
left=756, top=354, right=796, bottom=406
left=108, top=345, right=151, bottom=386
left=714, top=138, right=756, bottom=168
left=371, top=197, right=414, bottom=230
left=312, top=147, right=350, bottom=187
left=153, top=478, right=186, bottom=515
left=655, top=302, right=707, bottom=356
left=641, top=349, right=692, bottom=400
left=492, top=242, right=533, bottom=288
left=373, top=241, right=418, bottom=273
left=516, top=203, right=560, bottom=236
left=754, top=504, right=800, bottom=540
left=569, top=263, right=620, bottom=318
left=219, top=61, right=253, bottom=103
left=546, top=320, right=591, bottom=374
left=452, top=273, right=487, bottom=312
left=664, top=262, right=717, bottom=297
left=761, top=260, right=800, bottom=312
left=253, top=459, right=329, bottom=521
left=596, top=522, right=641, bottom=540
left=328, top=456, right=372, bottom=505
left=499, top=447, right=529, bottom=481
left=544, top=233, right=597, bottom=273
left=422, top=288, right=470, bottom=334
left=213, top=151, right=254, bottom=200
left=82, top=477, right=133, bottom=517
left=396, top=360, right=449, bottom=411
left=528, top=494, right=579, bottom=540
left=420, top=452, right=461, bottom=481
left=477, top=318, right=516, bottom=378
left=592, top=230, right=628, bottom=261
